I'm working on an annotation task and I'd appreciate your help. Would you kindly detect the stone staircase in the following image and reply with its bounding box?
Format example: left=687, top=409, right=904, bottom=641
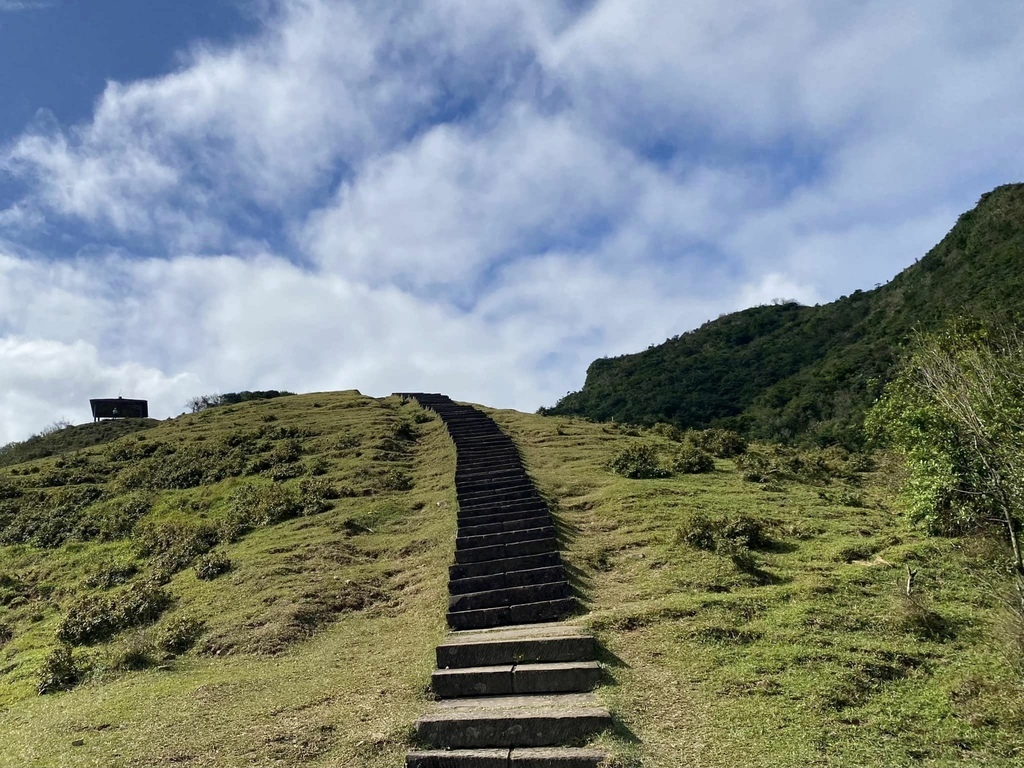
left=399, top=394, right=610, bottom=768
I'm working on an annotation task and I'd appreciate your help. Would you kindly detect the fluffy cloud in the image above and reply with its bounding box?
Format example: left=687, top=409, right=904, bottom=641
left=1, top=0, right=1022, bottom=442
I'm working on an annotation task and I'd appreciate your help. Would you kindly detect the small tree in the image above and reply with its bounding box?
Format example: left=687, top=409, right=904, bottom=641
left=185, top=394, right=224, bottom=414
left=867, top=319, right=1024, bottom=573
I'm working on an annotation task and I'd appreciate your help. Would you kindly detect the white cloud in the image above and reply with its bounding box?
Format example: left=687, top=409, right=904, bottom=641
left=1, top=0, right=1023, bottom=442
left=0, top=336, right=199, bottom=444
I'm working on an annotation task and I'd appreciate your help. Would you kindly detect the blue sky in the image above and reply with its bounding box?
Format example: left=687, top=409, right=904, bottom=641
left=1, top=0, right=1023, bottom=443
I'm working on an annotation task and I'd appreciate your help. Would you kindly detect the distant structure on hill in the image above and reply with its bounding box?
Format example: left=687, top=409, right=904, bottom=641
left=90, top=397, right=149, bottom=421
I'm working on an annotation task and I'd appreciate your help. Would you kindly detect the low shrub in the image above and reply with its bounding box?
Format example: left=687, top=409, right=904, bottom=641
left=376, top=469, right=413, bottom=492
left=135, top=520, right=219, bottom=575
left=0, top=571, right=30, bottom=607
left=109, top=633, right=157, bottom=671
left=0, top=486, right=104, bottom=548
left=0, top=621, right=12, bottom=647
left=609, top=443, right=670, bottom=479
left=221, top=483, right=302, bottom=541
left=672, top=444, right=715, bottom=474
left=194, top=551, right=232, bottom=581
left=735, top=450, right=778, bottom=483
left=97, top=493, right=153, bottom=540
left=677, top=512, right=771, bottom=553
left=158, top=615, right=205, bottom=654
left=84, top=560, right=139, bottom=589
left=676, top=511, right=717, bottom=551
left=299, top=476, right=338, bottom=515
left=688, top=429, right=748, bottom=458
left=56, top=582, right=172, bottom=645
left=37, top=645, right=83, bottom=694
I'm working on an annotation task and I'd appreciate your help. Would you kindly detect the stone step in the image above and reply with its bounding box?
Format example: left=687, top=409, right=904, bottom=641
left=458, top=486, right=538, bottom=505
left=449, top=580, right=570, bottom=613
left=431, top=660, right=601, bottom=698
left=449, top=565, right=566, bottom=596
left=450, top=552, right=561, bottom=581
left=457, top=501, right=550, bottom=523
left=456, top=526, right=556, bottom=551
left=451, top=434, right=511, bottom=445
left=406, top=747, right=607, bottom=767
left=447, top=597, right=575, bottom=631
left=415, top=693, right=611, bottom=749
left=457, top=478, right=536, bottom=496
left=456, top=450, right=521, bottom=464
left=454, top=536, right=557, bottom=565
left=455, top=469, right=530, bottom=485
left=456, top=459, right=523, bottom=473
left=437, top=624, right=596, bottom=669
left=458, top=514, right=554, bottom=538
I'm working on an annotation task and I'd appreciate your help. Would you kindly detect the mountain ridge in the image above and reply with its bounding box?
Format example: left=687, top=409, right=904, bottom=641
left=545, top=183, right=1024, bottom=445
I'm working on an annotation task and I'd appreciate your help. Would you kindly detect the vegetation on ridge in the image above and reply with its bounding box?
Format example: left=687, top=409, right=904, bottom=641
left=0, top=391, right=454, bottom=767
left=490, top=407, right=1024, bottom=767
left=546, top=183, right=1024, bottom=448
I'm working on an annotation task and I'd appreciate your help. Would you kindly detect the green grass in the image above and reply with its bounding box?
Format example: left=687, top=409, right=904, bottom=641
left=0, top=392, right=454, bottom=767
left=0, top=419, right=160, bottom=468
left=3, top=394, right=1023, bottom=766
left=487, top=408, right=1024, bottom=767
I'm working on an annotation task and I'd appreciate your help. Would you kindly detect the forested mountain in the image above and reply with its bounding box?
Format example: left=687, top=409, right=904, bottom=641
left=546, top=183, right=1024, bottom=446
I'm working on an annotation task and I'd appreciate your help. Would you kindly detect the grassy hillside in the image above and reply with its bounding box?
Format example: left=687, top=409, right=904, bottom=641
left=0, top=419, right=161, bottom=468
left=547, top=183, right=1024, bottom=446
left=2, top=395, right=1022, bottom=767
left=0, top=392, right=455, bottom=767
left=492, top=409, right=1024, bottom=767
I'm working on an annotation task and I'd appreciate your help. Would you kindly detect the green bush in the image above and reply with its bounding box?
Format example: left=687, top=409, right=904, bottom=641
left=688, top=429, right=748, bottom=458
left=56, top=582, right=172, bottom=645
left=0, top=621, right=12, bottom=647
left=134, top=520, right=219, bottom=575
left=735, top=450, right=776, bottom=483
left=193, top=551, right=232, bottom=581
left=676, top=511, right=717, bottom=551
left=222, top=483, right=302, bottom=541
left=0, top=571, right=30, bottom=607
left=609, top=443, right=670, bottom=479
left=109, top=633, right=157, bottom=671
left=376, top=469, right=413, bottom=491
left=84, top=560, right=139, bottom=589
left=158, top=615, right=205, bottom=654
left=299, top=476, right=338, bottom=515
left=0, top=485, right=104, bottom=548
left=37, top=644, right=82, bottom=694
left=672, top=444, right=715, bottom=474
left=677, top=512, right=770, bottom=553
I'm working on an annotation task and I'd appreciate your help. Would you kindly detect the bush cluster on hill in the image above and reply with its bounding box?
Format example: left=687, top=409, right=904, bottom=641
left=546, top=184, right=1024, bottom=448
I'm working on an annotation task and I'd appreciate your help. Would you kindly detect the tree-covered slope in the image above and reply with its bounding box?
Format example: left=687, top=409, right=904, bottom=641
left=547, top=183, right=1024, bottom=445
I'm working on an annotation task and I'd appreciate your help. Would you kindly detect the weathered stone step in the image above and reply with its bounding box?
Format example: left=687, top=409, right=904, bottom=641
left=449, top=565, right=565, bottom=596
left=451, top=434, right=511, bottom=445
left=458, top=486, right=538, bottom=505
left=450, top=552, right=561, bottom=581
left=456, top=450, right=521, bottom=464
left=431, top=660, right=601, bottom=698
left=406, top=747, right=607, bottom=767
left=457, top=477, right=536, bottom=496
left=456, top=459, right=523, bottom=473
left=458, top=514, right=554, bottom=538
left=456, top=526, right=556, bottom=551
left=454, top=536, right=557, bottom=565
left=449, top=580, right=570, bottom=613
left=447, top=597, right=575, bottom=630
left=457, top=501, right=550, bottom=522
left=456, top=469, right=530, bottom=485
left=415, top=693, right=611, bottom=748
left=437, top=624, right=596, bottom=669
